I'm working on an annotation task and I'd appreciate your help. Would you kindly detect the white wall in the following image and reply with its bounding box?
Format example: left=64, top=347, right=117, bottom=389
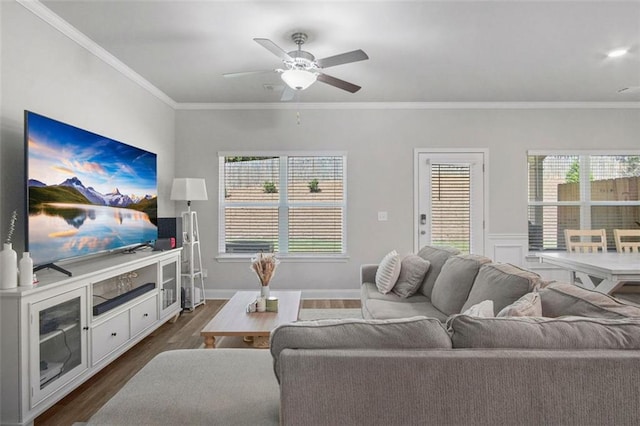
left=175, top=107, right=640, bottom=297
left=0, top=1, right=176, bottom=254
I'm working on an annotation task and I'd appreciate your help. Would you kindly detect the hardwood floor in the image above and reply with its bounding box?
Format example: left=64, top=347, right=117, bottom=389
left=34, top=298, right=360, bottom=426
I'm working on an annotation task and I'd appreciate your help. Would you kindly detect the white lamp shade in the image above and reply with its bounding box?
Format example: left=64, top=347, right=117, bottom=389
left=170, top=178, right=208, bottom=201
left=281, top=69, right=317, bottom=90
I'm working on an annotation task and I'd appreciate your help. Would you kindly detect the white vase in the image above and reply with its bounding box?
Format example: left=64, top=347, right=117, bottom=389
left=19, top=252, right=34, bottom=287
left=260, top=285, right=270, bottom=299
left=1, top=243, right=18, bottom=289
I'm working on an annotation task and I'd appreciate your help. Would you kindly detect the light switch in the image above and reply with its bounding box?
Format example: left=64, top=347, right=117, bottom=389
left=378, top=211, right=388, bottom=221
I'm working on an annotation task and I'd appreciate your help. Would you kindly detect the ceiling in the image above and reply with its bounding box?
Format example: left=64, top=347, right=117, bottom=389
left=40, top=0, right=640, bottom=105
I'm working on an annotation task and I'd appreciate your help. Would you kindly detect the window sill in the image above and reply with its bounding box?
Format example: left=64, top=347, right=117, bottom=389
left=216, top=254, right=350, bottom=263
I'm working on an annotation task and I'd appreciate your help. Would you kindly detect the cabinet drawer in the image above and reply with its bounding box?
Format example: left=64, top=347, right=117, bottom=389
left=130, top=295, right=158, bottom=337
left=92, top=311, right=130, bottom=365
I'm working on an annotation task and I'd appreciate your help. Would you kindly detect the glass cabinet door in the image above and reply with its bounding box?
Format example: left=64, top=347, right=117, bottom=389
left=30, top=287, right=88, bottom=407
left=160, top=257, right=180, bottom=317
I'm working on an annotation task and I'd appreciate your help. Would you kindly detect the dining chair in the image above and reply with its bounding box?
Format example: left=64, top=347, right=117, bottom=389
left=613, top=229, right=640, bottom=253
left=564, top=229, right=607, bottom=253
left=612, top=229, right=640, bottom=299
left=563, top=229, right=607, bottom=287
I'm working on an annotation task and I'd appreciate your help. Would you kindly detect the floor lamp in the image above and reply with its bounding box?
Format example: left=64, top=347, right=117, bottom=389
left=170, top=178, right=208, bottom=310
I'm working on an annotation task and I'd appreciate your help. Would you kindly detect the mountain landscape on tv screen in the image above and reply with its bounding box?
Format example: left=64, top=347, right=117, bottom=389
left=28, top=177, right=157, bottom=218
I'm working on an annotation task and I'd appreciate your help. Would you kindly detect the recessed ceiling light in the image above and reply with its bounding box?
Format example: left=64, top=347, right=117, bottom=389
left=607, top=48, right=628, bottom=58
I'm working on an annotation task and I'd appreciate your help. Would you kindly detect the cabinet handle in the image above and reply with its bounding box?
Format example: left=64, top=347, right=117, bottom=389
left=111, top=332, right=117, bottom=336
left=143, top=313, right=149, bottom=317
left=83, top=326, right=89, bottom=331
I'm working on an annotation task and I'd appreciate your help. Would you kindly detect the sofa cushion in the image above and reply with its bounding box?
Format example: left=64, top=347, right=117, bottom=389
left=447, top=315, right=640, bottom=349
left=497, top=292, right=542, bottom=317
left=431, top=255, right=492, bottom=315
left=392, top=255, right=431, bottom=298
left=361, top=282, right=431, bottom=304
left=461, top=263, right=542, bottom=314
left=375, top=250, right=402, bottom=294
left=362, top=298, right=448, bottom=322
left=539, top=281, right=640, bottom=319
left=416, top=245, right=461, bottom=298
left=270, top=316, right=452, bottom=382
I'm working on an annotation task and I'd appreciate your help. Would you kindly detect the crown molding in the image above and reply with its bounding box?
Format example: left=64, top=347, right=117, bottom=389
left=176, top=101, right=640, bottom=110
left=18, top=0, right=177, bottom=109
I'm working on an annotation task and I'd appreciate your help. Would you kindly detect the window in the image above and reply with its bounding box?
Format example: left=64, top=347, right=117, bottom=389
left=219, top=153, right=346, bottom=256
left=527, top=152, right=640, bottom=251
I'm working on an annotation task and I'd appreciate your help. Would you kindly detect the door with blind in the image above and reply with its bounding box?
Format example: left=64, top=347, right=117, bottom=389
left=417, top=152, right=485, bottom=254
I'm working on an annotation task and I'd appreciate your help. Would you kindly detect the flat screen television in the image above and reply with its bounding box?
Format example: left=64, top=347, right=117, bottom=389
left=25, top=111, right=158, bottom=274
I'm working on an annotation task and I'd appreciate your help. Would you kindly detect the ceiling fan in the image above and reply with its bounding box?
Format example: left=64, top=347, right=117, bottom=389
left=224, top=32, right=369, bottom=101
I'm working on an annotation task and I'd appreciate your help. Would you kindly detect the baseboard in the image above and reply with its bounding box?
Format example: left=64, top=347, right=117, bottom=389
left=203, top=289, right=360, bottom=300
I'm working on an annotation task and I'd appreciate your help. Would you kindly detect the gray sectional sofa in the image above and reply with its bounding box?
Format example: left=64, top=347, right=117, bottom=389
left=87, top=246, right=640, bottom=426
left=361, top=245, right=544, bottom=321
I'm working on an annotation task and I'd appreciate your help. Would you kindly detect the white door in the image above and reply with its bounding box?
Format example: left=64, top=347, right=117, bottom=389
left=416, top=152, right=485, bottom=254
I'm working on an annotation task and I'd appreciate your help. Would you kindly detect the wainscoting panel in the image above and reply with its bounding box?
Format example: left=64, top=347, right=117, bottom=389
left=486, top=234, right=528, bottom=266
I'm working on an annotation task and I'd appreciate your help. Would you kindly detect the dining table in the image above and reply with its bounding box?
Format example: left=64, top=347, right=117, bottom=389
left=538, top=252, right=640, bottom=295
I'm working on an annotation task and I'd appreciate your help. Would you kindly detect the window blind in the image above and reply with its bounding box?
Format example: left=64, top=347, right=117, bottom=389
left=431, top=163, right=471, bottom=253
left=220, top=155, right=346, bottom=255
left=287, top=156, right=344, bottom=253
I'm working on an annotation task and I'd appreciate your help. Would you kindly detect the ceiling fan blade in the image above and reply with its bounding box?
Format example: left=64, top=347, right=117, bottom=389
left=317, top=73, right=361, bottom=93
left=223, top=69, right=278, bottom=78
left=316, top=49, right=369, bottom=69
left=281, top=86, right=296, bottom=101
left=254, top=38, right=293, bottom=61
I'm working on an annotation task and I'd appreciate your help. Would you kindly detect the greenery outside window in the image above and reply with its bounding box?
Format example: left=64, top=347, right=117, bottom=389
left=219, top=153, right=347, bottom=257
left=527, top=151, right=640, bottom=251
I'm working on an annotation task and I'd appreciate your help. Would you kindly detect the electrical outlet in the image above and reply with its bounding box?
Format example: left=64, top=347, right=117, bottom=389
left=202, top=269, right=208, bottom=278
left=378, top=211, right=388, bottom=221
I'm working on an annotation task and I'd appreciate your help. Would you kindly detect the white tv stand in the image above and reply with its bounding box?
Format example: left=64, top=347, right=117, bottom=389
left=0, top=248, right=182, bottom=426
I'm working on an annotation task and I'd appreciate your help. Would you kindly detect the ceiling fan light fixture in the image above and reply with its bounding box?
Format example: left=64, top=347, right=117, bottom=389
left=607, top=48, right=628, bottom=58
left=281, top=69, right=317, bottom=90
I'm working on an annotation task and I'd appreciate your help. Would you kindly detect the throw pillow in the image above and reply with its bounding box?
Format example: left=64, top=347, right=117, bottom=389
left=497, top=292, right=542, bottom=317
left=461, top=300, right=494, bottom=317
left=430, top=254, right=492, bottom=315
left=461, top=263, right=543, bottom=314
left=375, top=250, right=401, bottom=294
left=415, top=245, right=461, bottom=298
left=269, top=316, right=452, bottom=383
left=392, top=255, right=431, bottom=298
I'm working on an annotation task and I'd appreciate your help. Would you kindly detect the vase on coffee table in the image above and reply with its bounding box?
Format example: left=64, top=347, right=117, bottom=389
left=260, top=285, right=270, bottom=299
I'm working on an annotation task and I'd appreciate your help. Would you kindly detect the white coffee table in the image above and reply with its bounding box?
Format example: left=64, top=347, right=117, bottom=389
left=200, top=290, right=302, bottom=348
